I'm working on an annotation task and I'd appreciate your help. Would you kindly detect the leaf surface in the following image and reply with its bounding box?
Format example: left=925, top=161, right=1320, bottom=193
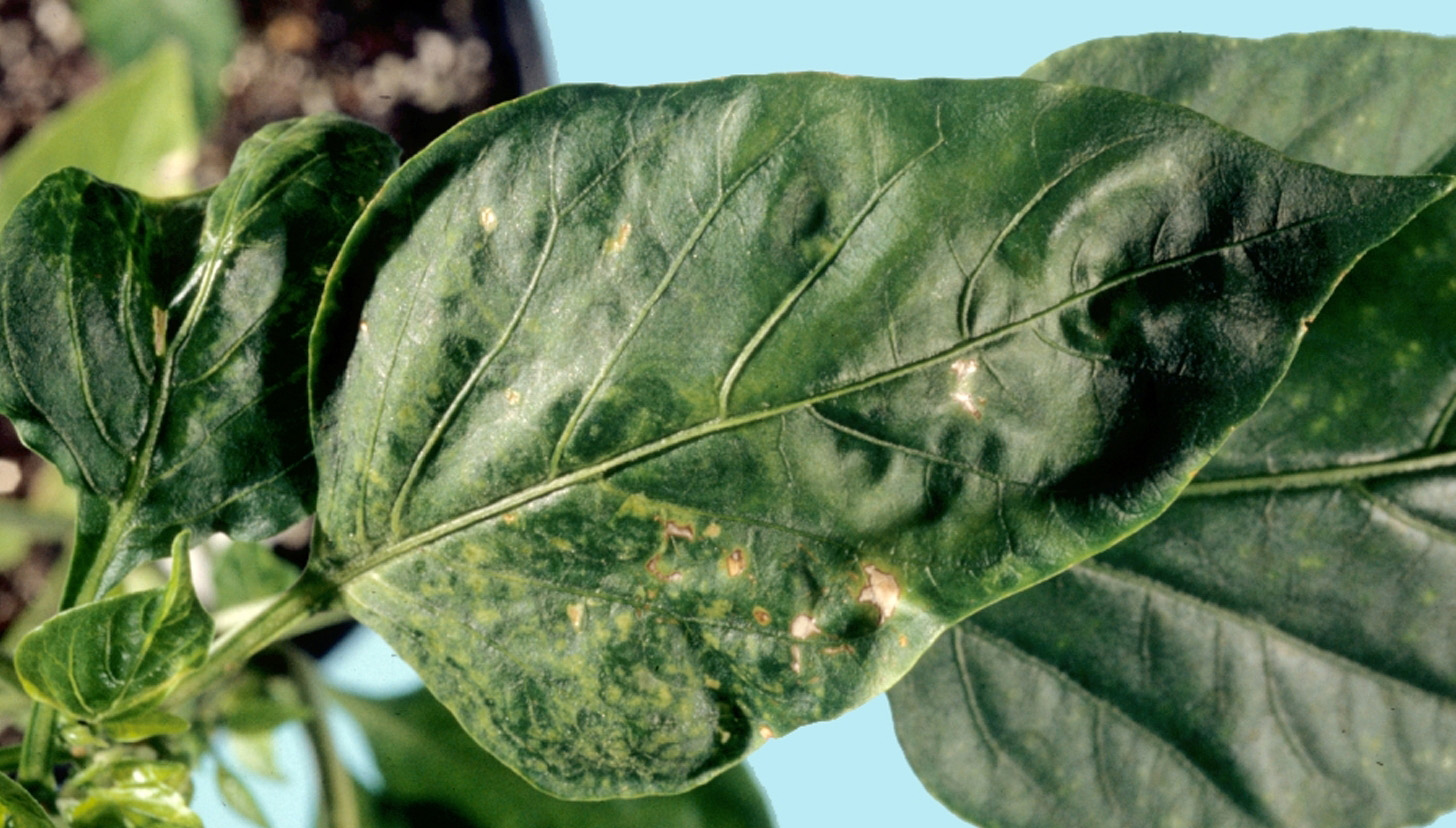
left=339, top=688, right=775, bottom=828
left=0, top=771, right=53, bottom=828
left=15, top=533, right=211, bottom=722
left=309, top=73, right=1448, bottom=797
left=892, top=30, right=1456, bottom=828
left=0, top=115, right=398, bottom=603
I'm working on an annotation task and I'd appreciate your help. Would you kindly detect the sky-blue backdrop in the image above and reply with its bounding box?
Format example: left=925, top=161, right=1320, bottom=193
left=192, top=3, right=1456, bottom=827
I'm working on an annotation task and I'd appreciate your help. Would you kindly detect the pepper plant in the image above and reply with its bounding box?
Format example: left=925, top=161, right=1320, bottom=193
left=0, top=27, right=1452, bottom=828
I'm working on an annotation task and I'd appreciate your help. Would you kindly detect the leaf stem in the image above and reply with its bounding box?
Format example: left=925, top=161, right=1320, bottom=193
left=1183, top=449, right=1456, bottom=497
left=283, top=647, right=359, bottom=828
left=16, top=705, right=56, bottom=797
left=168, top=570, right=336, bottom=708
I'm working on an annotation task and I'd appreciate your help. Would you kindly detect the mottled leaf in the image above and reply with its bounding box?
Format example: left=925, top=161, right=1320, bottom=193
left=15, top=532, right=211, bottom=722
left=65, top=759, right=201, bottom=828
left=338, top=688, right=775, bottom=828
left=0, top=115, right=398, bottom=604
left=0, top=41, right=197, bottom=228
left=891, top=30, right=1456, bottom=828
left=0, top=770, right=53, bottom=828
left=309, top=74, right=1448, bottom=797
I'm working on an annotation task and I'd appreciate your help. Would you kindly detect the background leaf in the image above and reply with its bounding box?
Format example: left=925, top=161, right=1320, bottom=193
left=891, top=30, right=1456, bottom=828
left=0, top=770, right=54, bottom=828
left=0, top=114, right=398, bottom=604
left=15, top=533, right=211, bottom=722
left=72, top=0, right=241, bottom=126
left=308, top=73, right=1445, bottom=797
left=340, top=687, right=775, bottom=828
left=0, top=41, right=198, bottom=228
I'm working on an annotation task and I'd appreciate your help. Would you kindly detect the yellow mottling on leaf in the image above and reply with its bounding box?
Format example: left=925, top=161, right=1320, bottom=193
left=703, top=523, right=722, bottom=539
left=566, top=603, right=584, bottom=632
left=898, top=634, right=909, bottom=648
left=505, top=388, right=522, bottom=405
left=603, top=221, right=632, bottom=254
left=704, top=676, right=721, bottom=690
left=501, top=512, right=518, bottom=526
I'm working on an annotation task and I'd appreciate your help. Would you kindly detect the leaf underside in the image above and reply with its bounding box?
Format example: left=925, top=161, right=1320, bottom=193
left=0, top=114, right=398, bottom=602
left=309, top=73, right=1447, bottom=797
left=892, top=30, right=1456, bottom=828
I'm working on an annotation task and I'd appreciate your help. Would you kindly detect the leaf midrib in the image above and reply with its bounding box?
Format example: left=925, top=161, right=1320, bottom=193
left=331, top=208, right=1353, bottom=586
left=1183, top=448, right=1456, bottom=497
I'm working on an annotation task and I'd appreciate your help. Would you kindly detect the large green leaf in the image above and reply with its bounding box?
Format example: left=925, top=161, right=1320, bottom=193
left=308, top=74, right=1448, bottom=798
left=0, top=41, right=198, bottom=228
left=15, top=533, right=210, bottom=724
left=339, top=688, right=775, bottom=828
left=0, top=115, right=398, bottom=605
left=0, top=771, right=53, bottom=828
left=891, top=30, right=1456, bottom=828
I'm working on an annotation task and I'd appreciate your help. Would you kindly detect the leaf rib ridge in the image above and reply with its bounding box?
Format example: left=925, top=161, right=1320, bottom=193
left=804, top=404, right=1021, bottom=484
left=718, top=114, right=945, bottom=416
left=550, top=118, right=809, bottom=475
left=339, top=201, right=1378, bottom=582
left=64, top=232, right=131, bottom=457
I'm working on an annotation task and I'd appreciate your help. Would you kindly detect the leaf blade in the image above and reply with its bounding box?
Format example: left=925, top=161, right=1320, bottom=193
left=311, top=74, right=1449, bottom=797
left=893, top=30, right=1456, bottom=828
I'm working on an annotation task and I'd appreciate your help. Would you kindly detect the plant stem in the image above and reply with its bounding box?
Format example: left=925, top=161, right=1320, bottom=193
left=168, top=571, right=336, bottom=708
left=16, top=705, right=56, bottom=796
left=284, top=647, right=360, bottom=828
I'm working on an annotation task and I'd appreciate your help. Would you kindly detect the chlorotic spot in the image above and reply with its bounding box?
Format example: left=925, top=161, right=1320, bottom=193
left=505, top=388, right=522, bottom=405
left=726, top=548, right=747, bottom=577
left=479, top=206, right=499, bottom=234
left=703, top=523, right=722, bottom=539
left=758, top=725, right=775, bottom=740
left=662, top=520, right=695, bottom=541
left=566, top=603, right=584, bottom=632
left=752, top=607, right=771, bottom=625
left=790, top=644, right=803, bottom=674
left=950, top=358, right=982, bottom=419
left=603, top=221, right=632, bottom=254
left=704, top=676, right=721, bottom=690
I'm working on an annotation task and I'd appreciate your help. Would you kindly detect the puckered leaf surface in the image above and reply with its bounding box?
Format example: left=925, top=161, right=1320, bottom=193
left=308, top=73, right=1449, bottom=797
left=892, top=30, right=1456, bottom=828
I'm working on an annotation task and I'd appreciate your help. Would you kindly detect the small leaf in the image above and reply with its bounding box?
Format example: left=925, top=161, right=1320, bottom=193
left=103, top=709, right=192, bottom=742
left=338, top=688, right=775, bottom=828
left=308, top=74, right=1449, bottom=796
left=16, top=532, right=213, bottom=722
left=66, top=759, right=202, bottom=828
left=213, top=540, right=301, bottom=610
left=0, top=114, right=399, bottom=604
left=892, top=30, right=1456, bottom=828
left=214, top=763, right=269, bottom=828
left=0, top=770, right=54, bottom=828
left=0, top=41, right=198, bottom=227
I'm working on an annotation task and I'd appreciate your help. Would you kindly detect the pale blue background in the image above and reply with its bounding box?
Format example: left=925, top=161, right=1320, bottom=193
left=192, top=2, right=1456, bottom=827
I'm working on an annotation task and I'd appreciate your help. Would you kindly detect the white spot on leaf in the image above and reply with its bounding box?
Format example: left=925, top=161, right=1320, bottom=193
left=858, top=564, right=900, bottom=624
left=790, top=644, right=803, bottom=674
left=505, top=388, right=522, bottom=406
left=479, top=206, right=499, bottom=234
left=726, top=548, right=746, bottom=577
left=950, top=358, right=982, bottom=419
left=789, top=613, right=820, bottom=640
left=758, top=725, right=775, bottom=740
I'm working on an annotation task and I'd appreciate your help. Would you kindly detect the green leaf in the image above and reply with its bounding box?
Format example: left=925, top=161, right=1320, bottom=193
left=307, top=74, right=1448, bottom=797
left=103, top=709, right=192, bottom=742
left=0, top=114, right=398, bottom=604
left=0, top=41, right=198, bottom=229
left=339, top=688, right=775, bottom=828
left=213, top=540, right=301, bottom=611
left=15, top=532, right=212, bottom=722
left=65, top=759, right=201, bottom=828
left=0, top=770, right=54, bottom=828
left=73, top=0, right=241, bottom=126
left=890, top=30, right=1456, bottom=828
left=214, top=763, right=269, bottom=828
